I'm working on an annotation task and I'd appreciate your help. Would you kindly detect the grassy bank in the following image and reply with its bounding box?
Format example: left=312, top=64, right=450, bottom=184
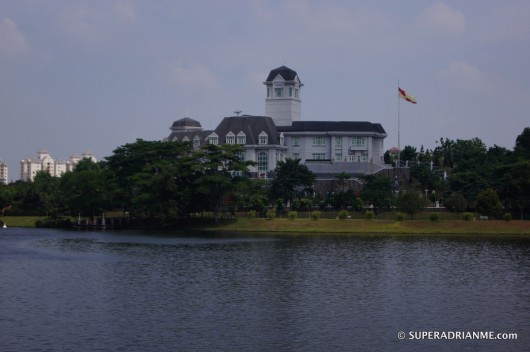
left=201, top=218, right=530, bottom=235
left=1, top=216, right=46, bottom=228
left=2, top=215, right=530, bottom=235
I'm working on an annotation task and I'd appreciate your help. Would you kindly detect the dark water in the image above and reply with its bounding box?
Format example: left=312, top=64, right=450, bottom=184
left=1, top=228, right=529, bottom=352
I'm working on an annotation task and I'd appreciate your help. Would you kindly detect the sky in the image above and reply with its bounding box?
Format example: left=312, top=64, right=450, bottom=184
left=1, top=0, right=530, bottom=181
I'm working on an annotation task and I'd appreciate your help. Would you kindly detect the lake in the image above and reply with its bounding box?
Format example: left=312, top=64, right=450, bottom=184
left=1, top=227, right=529, bottom=351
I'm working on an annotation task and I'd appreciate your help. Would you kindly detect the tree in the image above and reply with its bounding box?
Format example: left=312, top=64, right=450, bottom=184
left=193, top=143, right=255, bottom=222
left=400, top=145, right=417, bottom=164
left=495, top=161, right=530, bottom=219
left=335, top=172, right=351, bottom=192
left=445, top=193, right=467, bottom=213
left=33, top=171, right=61, bottom=217
left=60, top=160, right=114, bottom=217
left=514, top=127, right=530, bottom=160
left=269, top=158, right=315, bottom=205
left=360, top=174, right=394, bottom=209
left=475, top=188, right=503, bottom=218
left=397, top=191, right=426, bottom=219
left=104, top=139, right=196, bottom=219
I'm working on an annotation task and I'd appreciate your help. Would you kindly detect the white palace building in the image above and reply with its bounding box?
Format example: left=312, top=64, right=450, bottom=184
left=20, top=150, right=97, bottom=181
left=165, top=66, right=390, bottom=179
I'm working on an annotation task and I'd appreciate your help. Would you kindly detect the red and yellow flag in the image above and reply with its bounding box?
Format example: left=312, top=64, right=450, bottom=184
left=398, top=87, right=417, bottom=104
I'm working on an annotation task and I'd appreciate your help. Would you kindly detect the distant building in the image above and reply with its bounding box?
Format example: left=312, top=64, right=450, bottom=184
left=165, top=65, right=389, bottom=179
left=0, top=161, right=7, bottom=184
left=20, top=150, right=97, bottom=181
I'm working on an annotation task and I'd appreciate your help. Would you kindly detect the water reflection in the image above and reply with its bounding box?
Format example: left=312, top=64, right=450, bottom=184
left=1, top=228, right=529, bottom=351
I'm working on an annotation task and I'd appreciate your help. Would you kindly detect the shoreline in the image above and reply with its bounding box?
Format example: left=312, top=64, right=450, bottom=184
left=3, top=216, right=530, bottom=236
left=189, top=218, right=530, bottom=236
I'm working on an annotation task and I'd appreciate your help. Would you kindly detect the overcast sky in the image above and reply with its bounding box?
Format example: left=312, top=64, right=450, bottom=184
left=1, top=0, right=530, bottom=180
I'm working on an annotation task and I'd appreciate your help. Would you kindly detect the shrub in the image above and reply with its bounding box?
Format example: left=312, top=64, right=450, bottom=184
left=429, top=213, right=439, bottom=222
left=311, top=210, right=321, bottom=220
left=445, top=193, right=467, bottom=213
left=249, top=210, right=257, bottom=218
left=462, top=212, right=473, bottom=221
left=266, top=208, right=276, bottom=220
left=395, top=212, right=405, bottom=221
left=338, top=210, right=348, bottom=220
left=288, top=211, right=298, bottom=220
left=502, top=213, right=512, bottom=222
left=35, top=217, right=73, bottom=228
left=365, top=210, right=375, bottom=220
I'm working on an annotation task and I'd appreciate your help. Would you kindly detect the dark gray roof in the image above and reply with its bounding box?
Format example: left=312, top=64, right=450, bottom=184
left=277, top=121, right=386, bottom=134
left=166, top=130, right=212, bottom=143
left=171, top=117, right=202, bottom=130
left=265, top=65, right=300, bottom=82
left=214, top=115, right=281, bottom=145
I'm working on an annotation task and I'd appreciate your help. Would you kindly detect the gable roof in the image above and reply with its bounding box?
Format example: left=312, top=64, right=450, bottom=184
left=277, top=121, right=386, bottom=135
left=265, top=65, right=300, bottom=82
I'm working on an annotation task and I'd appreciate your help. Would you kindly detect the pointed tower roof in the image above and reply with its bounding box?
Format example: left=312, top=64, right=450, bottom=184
left=265, top=66, right=301, bottom=82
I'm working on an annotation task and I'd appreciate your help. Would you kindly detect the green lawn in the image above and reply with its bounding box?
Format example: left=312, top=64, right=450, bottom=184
left=1, top=216, right=46, bottom=227
left=201, top=218, right=530, bottom=235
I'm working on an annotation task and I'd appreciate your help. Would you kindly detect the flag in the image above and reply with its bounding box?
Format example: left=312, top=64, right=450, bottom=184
left=398, top=87, right=417, bottom=104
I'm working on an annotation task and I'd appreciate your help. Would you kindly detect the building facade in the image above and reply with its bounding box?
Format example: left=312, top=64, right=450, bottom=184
left=20, top=150, right=97, bottom=181
left=165, top=65, right=389, bottom=179
left=0, top=161, right=7, bottom=185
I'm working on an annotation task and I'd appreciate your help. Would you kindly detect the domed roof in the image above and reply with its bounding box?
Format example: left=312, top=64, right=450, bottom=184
left=170, top=117, right=203, bottom=131
left=265, top=65, right=300, bottom=82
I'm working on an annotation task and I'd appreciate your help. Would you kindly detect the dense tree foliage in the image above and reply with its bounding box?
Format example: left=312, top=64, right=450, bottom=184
left=269, top=158, right=315, bottom=205
left=2, top=127, right=530, bottom=221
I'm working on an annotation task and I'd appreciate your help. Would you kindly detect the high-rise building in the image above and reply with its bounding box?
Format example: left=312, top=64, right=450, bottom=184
left=20, top=150, right=97, bottom=181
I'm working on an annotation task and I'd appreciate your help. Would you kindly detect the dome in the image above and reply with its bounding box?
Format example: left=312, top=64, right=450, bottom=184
left=170, top=117, right=203, bottom=132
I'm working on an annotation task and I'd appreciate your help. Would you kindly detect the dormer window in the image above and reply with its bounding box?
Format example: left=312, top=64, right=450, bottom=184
left=207, top=133, right=218, bottom=145
left=259, top=131, right=268, bottom=145
left=280, top=132, right=285, bottom=146
left=226, top=132, right=235, bottom=144
left=193, top=136, right=200, bottom=148
left=237, top=131, right=246, bottom=144
left=182, top=136, right=189, bottom=142
left=274, top=88, right=283, bottom=97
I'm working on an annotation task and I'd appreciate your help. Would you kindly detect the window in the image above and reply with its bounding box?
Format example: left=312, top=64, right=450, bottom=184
left=267, top=87, right=271, bottom=98
left=335, top=153, right=342, bottom=162
left=236, top=151, right=245, bottom=161
left=294, top=88, right=299, bottom=98
left=292, top=153, right=300, bottom=159
left=362, top=151, right=369, bottom=162
left=289, top=87, right=293, bottom=97
left=275, top=88, right=283, bottom=97
left=226, top=132, right=235, bottom=144
left=292, top=136, right=300, bottom=146
left=313, top=136, right=326, bottom=146
left=237, top=132, right=246, bottom=144
left=258, top=152, right=268, bottom=176
left=312, top=153, right=326, bottom=160
left=208, top=133, right=218, bottom=145
left=193, top=136, right=200, bottom=148
left=280, top=133, right=284, bottom=146
left=335, top=137, right=342, bottom=147
left=259, top=131, right=268, bottom=145
left=351, top=137, right=365, bottom=147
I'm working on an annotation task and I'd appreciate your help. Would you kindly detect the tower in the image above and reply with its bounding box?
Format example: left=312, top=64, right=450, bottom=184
left=264, top=66, right=303, bottom=126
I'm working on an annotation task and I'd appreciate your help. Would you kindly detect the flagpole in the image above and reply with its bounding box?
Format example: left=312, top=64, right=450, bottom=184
left=397, top=80, right=400, bottom=168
